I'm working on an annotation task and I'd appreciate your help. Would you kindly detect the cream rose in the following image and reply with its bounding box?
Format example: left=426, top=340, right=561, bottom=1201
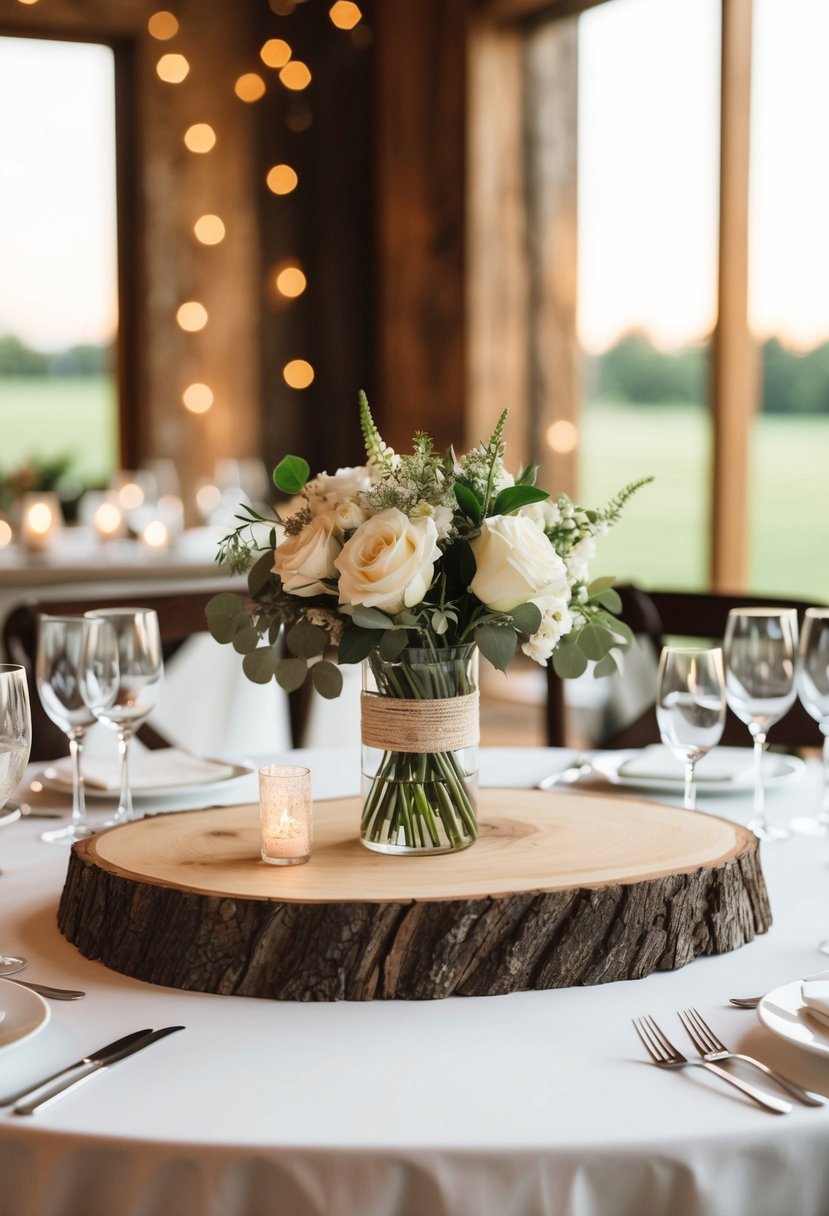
left=272, top=514, right=341, bottom=597
left=469, top=514, right=570, bottom=612
left=305, top=466, right=372, bottom=518
left=334, top=507, right=440, bottom=613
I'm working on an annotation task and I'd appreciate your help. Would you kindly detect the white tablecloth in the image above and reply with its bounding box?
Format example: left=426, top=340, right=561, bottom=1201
left=1, top=748, right=828, bottom=1216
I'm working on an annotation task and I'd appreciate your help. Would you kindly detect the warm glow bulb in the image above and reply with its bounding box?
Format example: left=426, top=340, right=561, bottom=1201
left=194, top=214, right=226, bottom=245
left=329, top=1, right=362, bottom=30
left=235, top=73, right=266, bottom=102
left=283, top=359, right=314, bottom=389
left=16, top=0, right=40, bottom=5
left=0, top=519, right=12, bottom=548
left=156, top=53, right=190, bottom=83
left=119, top=482, right=145, bottom=510
left=148, top=10, right=179, bottom=39
left=28, top=503, right=54, bottom=535
left=94, top=502, right=123, bottom=536
left=176, top=301, right=208, bottom=332
left=260, top=38, right=292, bottom=68
left=545, top=419, right=579, bottom=454
left=279, top=61, right=311, bottom=91
left=266, top=164, right=298, bottom=195
left=275, top=266, right=307, bottom=298
left=184, top=124, right=216, bottom=153
left=182, top=383, right=214, bottom=413
left=142, top=520, right=170, bottom=548
left=196, top=483, right=222, bottom=514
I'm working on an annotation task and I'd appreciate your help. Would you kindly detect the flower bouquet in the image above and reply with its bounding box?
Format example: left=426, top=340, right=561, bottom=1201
left=207, top=394, right=649, bottom=854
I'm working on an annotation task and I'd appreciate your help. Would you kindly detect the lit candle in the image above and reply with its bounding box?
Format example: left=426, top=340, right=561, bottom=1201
left=0, top=516, right=12, bottom=549
left=93, top=498, right=125, bottom=541
left=20, top=492, right=62, bottom=554
left=140, top=519, right=170, bottom=550
left=259, top=765, right=312, bottom=865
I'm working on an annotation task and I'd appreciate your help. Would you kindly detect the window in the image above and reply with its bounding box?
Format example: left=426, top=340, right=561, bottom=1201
left=0, top=36, right=119, bottom=495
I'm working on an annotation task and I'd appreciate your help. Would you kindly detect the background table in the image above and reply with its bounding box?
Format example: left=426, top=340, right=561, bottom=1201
left=1, top=748, right=828, bottom=1216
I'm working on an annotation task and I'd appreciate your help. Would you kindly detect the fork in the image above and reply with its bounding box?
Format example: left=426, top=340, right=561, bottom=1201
left=632, top=1015, right=791, bottom=1114
left=678, top=1007, right=824, bottom=1106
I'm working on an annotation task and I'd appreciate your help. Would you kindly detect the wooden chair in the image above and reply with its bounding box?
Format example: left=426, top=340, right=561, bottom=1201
left=544, top=584, right=826, bottom=750
left=3, top=590, right=309, bottom=761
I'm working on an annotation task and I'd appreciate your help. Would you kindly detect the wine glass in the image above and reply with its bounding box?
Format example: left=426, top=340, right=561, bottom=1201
left=0, top=665, right=31, bottom=961
left=79, top=608, right=164, bottom=825
left=36, top=615, right=98, bottom=845
left=723, top=607, right=798, bottom=840
left=793, top=608, right=829, bottom=836
left=656, top=646, right=726, bottom=810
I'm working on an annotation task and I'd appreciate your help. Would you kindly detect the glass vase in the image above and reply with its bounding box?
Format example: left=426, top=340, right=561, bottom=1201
left=360, top=644, right=479, bottom=855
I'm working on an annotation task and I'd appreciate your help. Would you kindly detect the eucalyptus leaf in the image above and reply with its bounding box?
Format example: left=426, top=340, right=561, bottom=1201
left=396, top=611, right=419, bottom=627
left=232, top=626, right=261, bottom=655
left=552, top=640, right=588, bottom=679
left=286, top=618, right=329, bottom=658
left=474, top=623, right=517, bottom=672
left=338, top=627, right=383, bottom=665
left=510, top=602, right=542, bottom=635
left=587, top=575, right=617, bottom=595
left=515, top=462, right=539, bottom=487
left=592, top=587, right=622, bottom=614
left=248, top=550, right=276, bottom=598
left=593, top=652, right=619, bottom=678
left=205, top=592, right=245, bottom=644
left=576, top=623, right=614, bottom=661
left=273, top=455, right=310, bottom=494
left=379, top=628, right=410, bottom=661
left=351, top=605, right=396, bottom=631
left=454, top=483, right=483, bottom=526
left=431, top=610, right=449, bottom=636
left=491, top=485, right=549, bottom=516
left=311, top=660, right=343, bottom=699
left=243, top=646, right=279, bottom=684
left=275, top=656, right=308, bottom=692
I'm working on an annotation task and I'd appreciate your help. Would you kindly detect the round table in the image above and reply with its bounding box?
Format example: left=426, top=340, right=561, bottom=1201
left=1, top=747, right=828, bottom=1216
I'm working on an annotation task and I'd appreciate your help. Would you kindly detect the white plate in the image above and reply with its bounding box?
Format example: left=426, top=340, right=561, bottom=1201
left=759, top=972, right=829, bottom=1058
left=590, top=749, right=806, bottom=796
left=0, top=978, right=50, bottom=1054
left=0, top=804, right=21, bottom=828
left=39, top=760, right=254, bottom=801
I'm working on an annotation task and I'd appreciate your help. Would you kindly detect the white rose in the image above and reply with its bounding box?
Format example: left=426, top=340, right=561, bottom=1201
left=272, top=514, right=341, bottom=597
left=334, top=507, right=440, bottom=613
left=521, top=596, right=573, bottom=665
left=305, top=466, right=372, bottom=517
left=469, top=515, right=570, bottom=612
left=334, top=500, right=368, bottom=532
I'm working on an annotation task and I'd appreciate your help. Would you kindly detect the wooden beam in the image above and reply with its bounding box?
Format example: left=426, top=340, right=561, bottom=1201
left=711, top=0, right=755, bottom=590
left=474, top=0, right=607, bottom=26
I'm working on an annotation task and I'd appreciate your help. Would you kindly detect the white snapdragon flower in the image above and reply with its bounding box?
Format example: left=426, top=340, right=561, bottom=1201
left=565, top=535, right=596, bottom=584
left=521, top=596, right=573, bottom=665
left=519, top=499, right=561, bottom=532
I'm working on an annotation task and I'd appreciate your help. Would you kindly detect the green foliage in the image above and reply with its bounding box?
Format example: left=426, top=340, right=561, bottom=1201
left=273, top=455, right=310, bottom=494
left=491, top=485, right=548, bottom=516
left=474, top=623, right=518, bottom=672
left=593, top=330, right=706, bottom=405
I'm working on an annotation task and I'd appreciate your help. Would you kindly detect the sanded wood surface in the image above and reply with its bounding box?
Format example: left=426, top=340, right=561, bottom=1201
left=58, top=790, right=771, bottom=1001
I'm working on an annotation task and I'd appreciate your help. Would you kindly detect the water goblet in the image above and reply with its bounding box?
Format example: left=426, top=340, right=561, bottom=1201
left=723, top=607, right=798, bottom=840
left=655, top=646, right=726, bottom=810
left=793, top=608, right=829, bottom=836
left=79, top=608, right=164, bottom=825
left=0, top=665, right=32, bottom=884
left=36, top=615, right=98, bottom=845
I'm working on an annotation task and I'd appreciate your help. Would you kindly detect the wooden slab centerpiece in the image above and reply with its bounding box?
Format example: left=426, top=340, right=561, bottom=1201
left=58, top=789, right=770, bottom=1001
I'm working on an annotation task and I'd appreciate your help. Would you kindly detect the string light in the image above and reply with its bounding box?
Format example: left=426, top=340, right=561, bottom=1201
left=329, top=2, right=362, bottom=30
left=266, top=164, right=298, bottom=194
left=148, top=11, right=179, bottom=40
left=235, top=73, right=266, bottom=102
left=176, top=301, right=208, bottom=332
left=261, top=39, right=292, bottom=68
left=183, top=383, right=214, bottom=413
left=545, top=420, right=579, bottom=454
left=279, top=61, right=311, bottom=91
left=283, top=359, right=314, bottom=389
left=0, top=519, right=12, bottom=548
left=156, top=53, right=190, bottom=83
left=275, top=265, right=307, bottom=298
left=184, top=123, right=216, bottom=153
left=194, top=215, right=226, bottom=245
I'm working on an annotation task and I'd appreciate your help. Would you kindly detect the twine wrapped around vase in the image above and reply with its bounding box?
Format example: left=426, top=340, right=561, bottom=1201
left=360, top=690, right=480, bottom=754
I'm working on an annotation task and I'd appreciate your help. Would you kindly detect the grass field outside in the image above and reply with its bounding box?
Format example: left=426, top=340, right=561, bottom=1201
left=1, top=379, right=826, bottom=602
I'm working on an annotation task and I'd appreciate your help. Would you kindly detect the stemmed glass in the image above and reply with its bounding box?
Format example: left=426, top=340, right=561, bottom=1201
left=794, top=608, right=829, bottom=836
left=79, top=608, right=164, bottom=825
left=723, top=607, right=798, bottom=841
left=655, top=646, right=726, bottom=810
left=0, top=666, right=31, bottom=962
left=36, top=615, right=97, bottom=845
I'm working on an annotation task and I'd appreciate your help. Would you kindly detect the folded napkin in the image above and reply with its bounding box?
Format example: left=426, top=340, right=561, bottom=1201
left=616, top=744, right=788, bottom=784
left=50, top=748, right=239, bottom=792
left=802, top=981, right=829, bottom=1028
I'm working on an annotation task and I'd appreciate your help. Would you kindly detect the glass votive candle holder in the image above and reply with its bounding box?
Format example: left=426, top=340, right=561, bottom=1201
left=259, top=765, right=312, bottom=865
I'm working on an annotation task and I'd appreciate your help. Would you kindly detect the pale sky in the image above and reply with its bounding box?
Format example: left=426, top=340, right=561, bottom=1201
left=1, top=6, right=828, bottom=356
left=0, top=36, right=117, bottom=351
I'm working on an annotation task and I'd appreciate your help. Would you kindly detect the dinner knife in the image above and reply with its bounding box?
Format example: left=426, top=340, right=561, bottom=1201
left=0, top=1028, right=153, bottom=1107
left=13, top=1025, right=185, bottom=1116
